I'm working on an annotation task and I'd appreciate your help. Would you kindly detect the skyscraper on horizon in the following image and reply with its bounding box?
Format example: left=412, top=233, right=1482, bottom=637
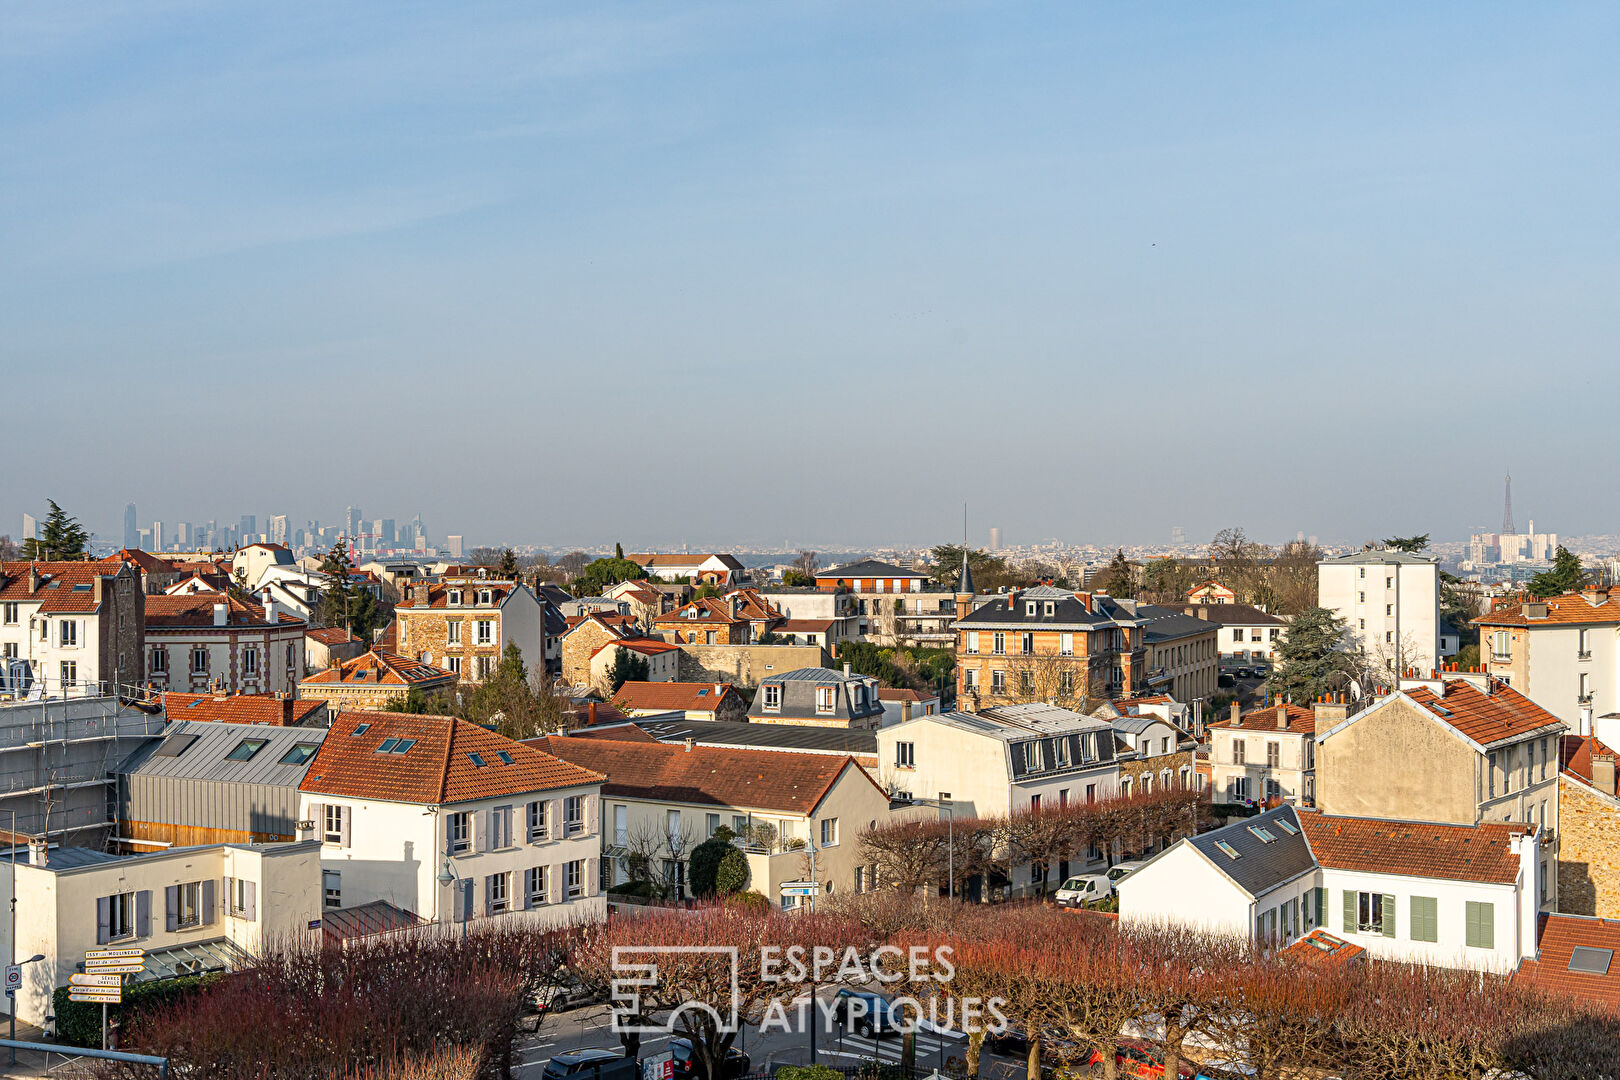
left=123, top=503, right=138, bottom=549
left=1502, top=471, right=1515, bottom=535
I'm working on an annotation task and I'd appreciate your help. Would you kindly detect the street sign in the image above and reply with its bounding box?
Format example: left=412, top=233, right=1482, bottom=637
left=68, top=989, right=122, bottom=1004
left=83, top=948, right=144, bottom=961
left=70, top=974, right=123, bottom=988
left=779, top=880, right=818, bottom=897
left=82, top=962, right=144, bottom=974
left=3, top=965, right=19, bottom=992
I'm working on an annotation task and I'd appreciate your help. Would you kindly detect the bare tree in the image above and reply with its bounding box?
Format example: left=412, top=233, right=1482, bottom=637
left=792, top=550, right=819, bottom=578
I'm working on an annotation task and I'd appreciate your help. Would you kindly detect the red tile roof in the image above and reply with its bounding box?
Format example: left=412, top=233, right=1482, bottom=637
left=1516, top=913, right=1620, bottom=1013
left=300, top=649, right=455, bottom=688
left=1209, top=703, right=1317, bottom=735
left=526, top=736, right=875, bottom=814
left=654, top=597, right=747, bottom=626
left=0, top=561, right=130, bottom=613
left=591, top=637, right=681, bottom=660
left=161, top=691, right=326, bottom=726
left=564, top=614, right=635, bottom=635
left=306, top=626, right=362, bottom=647
left=1404, top=679, right=1565, bottom=747
left=143, top=592, right=303, bottom=628
left=395, top=582, right=522, bottom=609
left=612, top=681, right=738, bottom=714
left=1296, top=808, right=1530, bottom=885
left=775, top=619, right=835, bottom=634
left=99, top=549, right=183, bottom=574
left=1560, top=734, right=1619, bottom=789
left=302, top=711, right=603, bottom=805
left=1279, top=928, right=1366, bottom=970
left=1477, top=590, right=1620, bottom=627
left=877, top=688, right=930, bottom=702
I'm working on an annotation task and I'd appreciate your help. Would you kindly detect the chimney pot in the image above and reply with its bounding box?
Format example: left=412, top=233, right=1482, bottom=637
left=28, top=838, right=47, bottom=866
left=1230, top=701, right=1241, bottom=724
left=684, top=736, right=696, bottom=752
left=588, top=701, right=599, bottom=726
left=843, top=662, right=851, bottom=679
left=902, top=698, right=912, bottom=723
left=1276, top=706, right=1289, bottom=730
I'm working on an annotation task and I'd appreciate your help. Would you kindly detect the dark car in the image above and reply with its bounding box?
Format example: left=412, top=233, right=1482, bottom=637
left=542, top=1049, right=638, bottom=1080
left=1233, top=666, right=1252, bottom=679
left=1217, top=673, right=1236, bottom=688
left=1250, top=663, right=1270, bottom=678
left=832, top=987, right=902, bottom=1037
left=668, top=1037, right=749, bottom=1080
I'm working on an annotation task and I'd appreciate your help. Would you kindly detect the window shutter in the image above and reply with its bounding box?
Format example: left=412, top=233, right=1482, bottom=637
left=461, top=880, right=474, bottom=922
left=521, top=870, right=533, bottom=911
left=476, top=812, right=490, bottom=853
left=339, top=806, right=352, bottom=848
left=244, top=880, right=257, bottom=922
left=1380, top=894, right=1395, bottom=938
left=484, top=875, right=495, bottom=916
left=588, top=857, right=601, bottom=896
left=1342, top=891, right=1356, bottom=933
left=308, top=803, right=325, bottom=841
left=585, top=794, right=598, bottom=836
left=551, top=863, right=564, bottom=903
left=96, top=896, right=112, bottom=945
left=550, top=799, right=562, bottom=837
left=1467, top=901, right=1495, bottom=950
left=136, top=891, right=151, bottom=938
left=165, top=885, right=180, bottom=932
left=201, top=878, right=217, bottom=926
left=1315, top=888, right=1327, bottom=931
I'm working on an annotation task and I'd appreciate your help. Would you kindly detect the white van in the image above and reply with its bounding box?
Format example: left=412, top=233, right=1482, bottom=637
left=1053, top=873, right=1112, bottom=908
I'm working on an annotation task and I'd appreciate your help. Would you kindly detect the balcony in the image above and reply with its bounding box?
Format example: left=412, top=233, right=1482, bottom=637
left=1490, top=652, right=1512, bottom=664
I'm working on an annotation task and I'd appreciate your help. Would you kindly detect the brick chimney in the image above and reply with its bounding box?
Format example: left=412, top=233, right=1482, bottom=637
left=901, top=698, right=912, bottom=723
left=1275, top=706, right=1289, bottom=730
left=1073, top=591, right=1091, bottom=613
left=278, top=691, right=294, bottom=725
left=1230, top=700, right=1241, bottom=726
left=1592, top=751, right=1617, bottom=797
left=587, top=701, right=599, bottom=726
left=27, top=565, right=40, bottom=593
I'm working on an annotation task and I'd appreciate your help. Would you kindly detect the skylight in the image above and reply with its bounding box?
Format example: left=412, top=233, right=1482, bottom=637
left=1275, top=819, right=1299, bottom=835
left=377, top=737, right=401, bottom=753
left=225, top=739, right=267, bottom=762
left=468, top=752, right=487, bottom=768
left=392, top=739, right=415, bottom=753
left=496, top=750, right=514, bottom=765
left=352, top=724, right=371, bottom=736
left=1214, top=840, right=1242, bottom=860
left=1570, top=947, right=1613, bottom=975
left=154, top=734, right=199, bottom=758
left=1248, top=826, right=1277, bottom=844
left=279, top=744, right=319, bottom=766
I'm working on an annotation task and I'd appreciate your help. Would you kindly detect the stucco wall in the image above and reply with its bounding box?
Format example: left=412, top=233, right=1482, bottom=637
left=676, top=644, right=828, bottom=688
left=1316, top=698, right=1480, bottom=824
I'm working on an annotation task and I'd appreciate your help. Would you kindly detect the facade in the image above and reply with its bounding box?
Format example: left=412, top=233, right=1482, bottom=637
left=611, top=680, right=747, bottom=722
left=814, top=559, right=930, bottom=594
left=1318, top=550, right=1442, bottom=678
left=529, top=730, right=889, bottom=908
left=1554, top=732, right=1620, bottom=918
left=749, top=666, right=885, bottom=729
left=877, top=688, right=941, bottom=727
left=1179, top=604, right=1289, bottom=666
left=588, top=637, right=682, bottom=689
left=393, top=577, right=547, bottom=683
left=653, top=596, right=757, bottom=646
left=230, top=542, right=297, bottom=589
left=559, top=615, right=631, bottom=686
left=297, top=649, right=457, bottom=711
left=1186, top=581, right=1236, bottom=605
left=1107, top=711, right=1197, bottom=797
left=1, top=839, right=324, bottom=1026
left=1135, top=604, right=1220, bottom=704
left=1118, top=805, right=1541, bottom=973
left=299, top=711, right=607, bottom=929
left=1475, top=587, right=1620, bottom=728
left=1208, top=701, right=1336, bottom=806
left=626, top=553, right=748, bottom=586
left=953, top=585, right=1148, bottom=708
left=305, top=625, right=365, bottom=672
left=604, top=579, right=670, bottom=628
left=143, top=592, right=305, bottom=696
left=0, top=560, right=145, bottom=697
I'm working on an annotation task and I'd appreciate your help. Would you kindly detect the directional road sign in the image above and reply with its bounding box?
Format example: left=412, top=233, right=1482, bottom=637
left=779, top=880, right=819, bottom=897
left=82, top=962, right=144, bottom=974
left=84, top=948, right=144, bottom=961
left=70, top=973, right=123, bottom=988
left=68, top=989, right=122, bottom=1004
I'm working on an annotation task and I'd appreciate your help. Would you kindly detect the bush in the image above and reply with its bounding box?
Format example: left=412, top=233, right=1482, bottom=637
left=777, top=1066, right=842, bottom=1080
left=52, top=974, right=219, bottom=1048
left=715, top=847, right=750, bottom=895
left=607, top=880, right=663, bottom=899
left=688, top=835, right=731, bottom=897
left=725, top=890, right=771, bottom=913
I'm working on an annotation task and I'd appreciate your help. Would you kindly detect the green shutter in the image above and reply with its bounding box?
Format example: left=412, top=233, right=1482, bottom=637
left=1466, top=901, right=1495, bottom=950
left=1343, top=890, right=1357, bottom=933
left=1316, top=887, right=1328, bottom=931
left=1410, top=896, right=1437, bottom=943
left=1381, top=894, right=1396, bottom=938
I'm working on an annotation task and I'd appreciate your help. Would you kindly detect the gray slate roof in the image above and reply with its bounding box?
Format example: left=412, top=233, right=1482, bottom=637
left=821, top=559, right=927, bottom=580
left=1136, top=604, right=1220, bottom=643
left=1182, top=805, right=1316, bottom=898
left=1319, top=550, right=1439, bottom=566
left=119, top=720, right=327, bottom=786
left=635, top=717, right=877, bottom=756
left=957, top=587, right=1146, bottom=631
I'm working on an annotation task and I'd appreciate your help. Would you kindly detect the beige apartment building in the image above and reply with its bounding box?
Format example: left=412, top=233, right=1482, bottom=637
left=393, top=577, right=547, bottom=683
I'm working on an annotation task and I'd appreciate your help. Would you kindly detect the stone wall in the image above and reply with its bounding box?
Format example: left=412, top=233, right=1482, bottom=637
left=1556, top=774, right=1620, bottom=918
left=559, top=622, right=621, bottom=687
left=676, top=644, right=829, bottom=689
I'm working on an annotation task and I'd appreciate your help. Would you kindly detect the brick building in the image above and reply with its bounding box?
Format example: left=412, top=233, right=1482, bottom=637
left=297, top=649, right=458, bottom=712
left=653, top=596, right=755, bottom=646
left=144, top=592, right=304, bottom=696
left=393, top=577, right=547, bottom=684
left=0, top=559, right=145, bottom=696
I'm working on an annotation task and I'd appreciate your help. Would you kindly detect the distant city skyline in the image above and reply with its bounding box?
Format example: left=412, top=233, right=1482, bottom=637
left=4, top=4, right=1617, bottom=543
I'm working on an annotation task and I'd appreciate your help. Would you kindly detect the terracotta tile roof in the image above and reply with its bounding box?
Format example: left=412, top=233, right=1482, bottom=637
left=1280, top=928, right=1365, bottom=969
left=143, top=592, right=303, bottom=628
left=1208, top=703, right=1318, bottom=735
left=1477, top=590, right=1620, bottom=627
left=395, top=582, right=521, bottom=610
left=99, top=548, right=182, bottom=574
left=306, top=626, right=362, bottom=647
left=590, top=637, right=681, bottom=660
left=0, top=561, right=129, bottom=613
left=612, top=681, right=739, bottom=714
left=774, top=619, right=835, bottom=633
left=567, top=723, right=659, bottom=743
left=1115, top=694, right=1175, bottom=708
left=1404, top=679, right=1566, bottom=747
left=877, top=688, right=929, bottom=702
left=161, top=691, right=325, bottom=726
left=526, top=735, right=872, bottom=814
left=1560, top=734, right=1619, bottom=788
left=628, top=553, right=744, bottom=571
left=564, top=614, right=635, bottom=635
left=300, top=649, right=455, bottom=688
left=302, top=711, right=603, bottom=805
left=1516, top=913, right=1620, bottom=1013
left=1296, top=808, right=1531, bottom=885
left=723, top=589, right=782, bottom=622
left=654, top=597, right=747, bottom=626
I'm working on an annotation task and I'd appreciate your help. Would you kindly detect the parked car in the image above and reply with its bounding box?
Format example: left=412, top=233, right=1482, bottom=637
left=543, top=1050, right=638, bottom=1080
left=832, top=987, right=901, bottom=1037
left=1104, top=860, right=1145, bottom=884
left=991, top=1026, right=1079, bottom=1058
left=668, top=1037, right=750, bottom=1080
left=535, top=974, right=605, bottom=1015
left=1053, top=873, right=1112, bottom=908
left=1234, top=666, right=1252, bottom=679
left=1217, top=673, right=1236, bottom=689
left=1249, top=663, right=1270, bottom=678
left=1078, top=1039, right=1206, bottom=1079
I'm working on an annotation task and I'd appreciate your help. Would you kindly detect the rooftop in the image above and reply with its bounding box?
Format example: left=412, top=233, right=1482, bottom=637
left=1209, top=703, right=1318, bottom=735
left=1401, top=678, right=1566, bottom=748
left=633, top=716, right=878, bottom=756
left=816, top=559, right=927, bottom=581
left=1296, top=808, right=1531, bottom=885
left=1319, top=550, right=1440, bottom=566
left=144, top=592, right=302, bottom=629
left=300, top=649, right=455, bottom=688
left=1181, top=805, right=1317, bottom=898
left=612, top=681, right=739, bottom=714
left=161, top=691, right=326, bottom=726
left=1477, top=589, right=1620, bottom=628
left=1516, top=913, right=1620, bottom=1011
left=121, top=719, right=327, bottom=786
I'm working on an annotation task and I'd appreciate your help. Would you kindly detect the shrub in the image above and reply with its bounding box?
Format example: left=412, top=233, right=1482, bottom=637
left=777, top=1066, right=842, bottom=1080
left=714, top=847, right=750, bottom=895
left=53, top=974, right=219, bottom=1049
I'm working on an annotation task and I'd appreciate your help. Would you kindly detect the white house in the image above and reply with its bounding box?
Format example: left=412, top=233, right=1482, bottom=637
left=1318, top=550, right=1441, bottom=678
left=230, top=543, right=297, bottom=589
left=143, top=592, right=306, bottom=696
left=0, top=560, right=146, bottom=698
left=298, top=711, right=608, bottom=930
left=1476, top=587, right=1620, bottom=729
left=0, top=838, right=323, bottom=1026
left=1117, top=805, right=1541, bottom=973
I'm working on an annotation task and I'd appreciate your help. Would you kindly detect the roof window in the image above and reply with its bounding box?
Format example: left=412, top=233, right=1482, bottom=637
left=1570, top=946, right=1613, bottom=975
left=1247, top=825, right=1277, bottom=844
left=1274, top=819, right=1299, bottom=835
left=378, top=737, right=401, bottom=753
left=279, top=744, right=319, bottom=766
left=468, top=752, right=487, bottom=768
left=1214, top=840, right=1242, bottom=860
left=352, top=723, right=371, bottom=736
left=225, top=739, right=268, bottom=762
left=496, top=750, right=514, bottom=765
left=154, top=734, right=199, bottom=758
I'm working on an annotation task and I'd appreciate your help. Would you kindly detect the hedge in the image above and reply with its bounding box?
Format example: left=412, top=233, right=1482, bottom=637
left=52, top=974, right=219, bottom=1048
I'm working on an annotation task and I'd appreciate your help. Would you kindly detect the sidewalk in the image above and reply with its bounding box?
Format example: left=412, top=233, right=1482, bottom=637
left=1, top=1020, right=97, bottom=1080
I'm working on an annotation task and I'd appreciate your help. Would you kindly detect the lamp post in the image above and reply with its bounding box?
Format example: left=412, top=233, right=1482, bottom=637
left=437, top=860, right=467, bottom=940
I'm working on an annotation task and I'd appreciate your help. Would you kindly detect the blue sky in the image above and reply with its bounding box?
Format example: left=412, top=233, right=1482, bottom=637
left=3, top=2, right=1616, bottom=550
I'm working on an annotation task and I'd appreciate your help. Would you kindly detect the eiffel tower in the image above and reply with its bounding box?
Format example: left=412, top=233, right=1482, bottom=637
left=1502, top=471, right=1515, bottom=535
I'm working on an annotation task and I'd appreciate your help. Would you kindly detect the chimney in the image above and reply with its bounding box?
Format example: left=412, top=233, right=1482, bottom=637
left=588, top=701, right=599, bottom=726
left=1276, top=706, right=1289, bottom=730
left=1313, top=698, right=1350, bottom=724
left=684, top=737, right=696, bottom=753
left=901, top=698, right=912, bottom=723
left=1006, top=590, right=1020, bottom=611
left=264, top=598, right=280, bottom=626
left=1581, top=703, right=1594, bottom=738
left=212, top=603, right=228, bottom=627
left=714, top=683, right=724, bottom=699
left=843, top=662, right=851, bottom=679
left=1587, top=757, right=1613, bottom=799
left=27, top=566, right=40, bottom=593
left=1230, top=700, right=1241, bottom=726
left=1073, top=591, right=1091, bottom=613
left=28, top=838, right=47, bottom=866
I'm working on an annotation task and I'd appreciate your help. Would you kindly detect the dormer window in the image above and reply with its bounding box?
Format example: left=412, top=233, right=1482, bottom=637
left=478, top=589, right=492, bottom=605
left=1044, top=602, right=1054, bottom=617
left=448, top=590, right=462, bottom=606
left=1023, top=742, right=1041, bottom=771
left=1026, top=602, right=1036, bottom=616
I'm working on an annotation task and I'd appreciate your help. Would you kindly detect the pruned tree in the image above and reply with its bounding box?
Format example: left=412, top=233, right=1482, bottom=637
left=792, top=550, right=820, bottom=578
left=1270, top=538, right=1323, bottom=616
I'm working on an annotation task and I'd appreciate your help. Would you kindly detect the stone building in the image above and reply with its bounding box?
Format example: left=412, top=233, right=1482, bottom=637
left=297, top=649, right=457, bottom=712
left=144, top=592, right=304, bottom=697
left=1555, top=732, right=1620, bottom=918
left=393, top=576, right=546, bottom=684
left=0, top=559, right=146, bottom=697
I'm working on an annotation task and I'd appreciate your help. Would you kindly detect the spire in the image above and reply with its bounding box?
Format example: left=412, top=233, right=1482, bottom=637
left=957, top=546, right=975, bottom=597
left=1502, top=470, right=1515, bottom=535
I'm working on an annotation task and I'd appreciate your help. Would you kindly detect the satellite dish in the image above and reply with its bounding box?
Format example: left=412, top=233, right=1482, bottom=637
left=1349, top=679, right=1363, bottom=701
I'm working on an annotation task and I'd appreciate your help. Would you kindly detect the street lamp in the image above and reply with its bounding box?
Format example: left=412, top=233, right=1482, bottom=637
left=437, top=860, right=467, bottom=940
left=891, top=796, right=954, bottom=899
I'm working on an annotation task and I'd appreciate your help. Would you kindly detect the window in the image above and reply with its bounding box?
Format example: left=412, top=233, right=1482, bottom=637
left=226, top=738, right=267, bottom=761
left=102, top=891, right=137, bottom=941
left=1019, top=670, right=1034, bottom=694
left=821, top=818, right=839, bottom=846
left=991, top=670, right=1006, bottom=695
left=1060, top=632, right=1073, bottom=656
left=565, top=859, right=584, bottom=899
left=1488, top=752, right=1497, bottom=797
left=242, top=647, right=258, bottom=676
left=1141, top=774, right=1152, bottom=794
left=896, top=742, right=915, bottom=768
left=59, top=661, right=77, bottom=688
left=477, top=655, right=493, bottom=679
left=992, top=633, right=1006, bottom=655
left=60, top=620, right=77, bottom=647
left=0, top=603, right=14, bottom=625
left=478, top=589, right=492, bottom=606
left=173, top=881, right=203, bottom=929
left=323, top=804, right=347, bottom=845
left=1386, top=604, right=1394, bottom=617
left=149, top=648, right=168, bottom=673
left=1060, top=670, right=1075, bottom=693
left=1021, top=632, right=1034, bottom=655
left=1086, top=784, right=1096, bottom=803
left=323, top=870, right=341, bottom=908
left=762, top=684, right=781, bottom=711
left=1579, top=628, right=1591, bottom=659
left=279, top=743, right=319, bottom=766
left=229, top=876, right=255, bottom=917
left=489, top=805, right=514, bottom=848
left=1233, top=740, right=1246, bottom=765
left=815, top=686, right=835, bottom=714
left=526, top=866, right=547, bottom=906
left=1410, top=896, right=1438, bottom=942
left=447, top=656, right=461, bottom=675
left=1231, top=776, right=1249, bottom=800
left=965, top=631, right=979, bottom=654
left=1357, top=892, right=1392, bottom=936
left=449, top=811, right=471, bottom=854
left=1030, top=793, right=1041, bottom=810
left=447, top=621, right=462, bottom=646
left=476, top=619, right=494, bottom=645
left=564, top=795, right=585, bottom=835
left=1214, top=840, right=1241, bottom=860
left=1233, top=629, right=1246, bottom=643
left=1023, top=742, right=1041, bottom=771
left=1161, top=737, right=1170, bottom=755
left=449, top=590, right=463, bottom=606
left=1054, top=739, right=1071, bottom=767
left=1491, top=630, right=1511, bottom=660
left=191, top=647, right=208, bottom=674
left=1266, top=742, right=1280, bottom=768
left=1465, top=901, right=1495, bottom=949
left=1358, top=591, right=1365, bottom=603
left=488, top=872, right=510, bottom=914
left=962, top=668, right=977, bottom=690
left=1580, top=672, right=1592, bottom=702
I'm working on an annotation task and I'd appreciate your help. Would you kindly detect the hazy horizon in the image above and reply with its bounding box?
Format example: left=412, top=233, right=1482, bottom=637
left=4, top=3, right=1616, bottom=549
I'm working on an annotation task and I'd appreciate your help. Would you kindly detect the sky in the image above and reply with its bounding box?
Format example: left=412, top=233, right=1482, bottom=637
left=2, top=2, right=1617, bottom=551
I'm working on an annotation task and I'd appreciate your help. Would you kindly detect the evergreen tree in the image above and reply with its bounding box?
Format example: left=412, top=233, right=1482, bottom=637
left=605, top=649, right=650, bottom=693
left=317, top=539, right=380, bottom=640
left=21, top=501, right=90, bottom=560
left=1383, top=533, right=1430, bottom=553
left=1097, top=549, right=1137, bottom=598
left=1529, top=546, right=1589, bottom=599
left=497, top=548, right=520, bottom=580
left=573, top=557, right=649, bottom=595
left=1264, top=606, right=1354, bottom=703
left=614, top=542, right=624, bottom=560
